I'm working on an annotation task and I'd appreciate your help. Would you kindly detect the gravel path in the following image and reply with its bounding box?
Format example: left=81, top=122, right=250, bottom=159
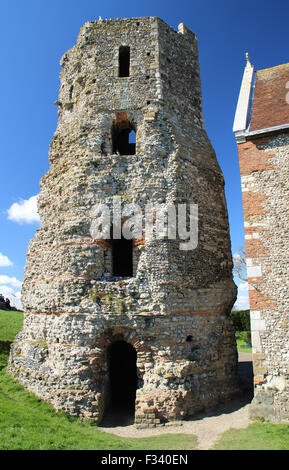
left=99, top=353, right=254, bottom=450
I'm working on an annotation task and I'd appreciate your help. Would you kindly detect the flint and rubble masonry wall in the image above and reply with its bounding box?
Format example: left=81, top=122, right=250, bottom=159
left=8, top=17, right=239, bottom=424
left=238, top=132, right=289, bottom=422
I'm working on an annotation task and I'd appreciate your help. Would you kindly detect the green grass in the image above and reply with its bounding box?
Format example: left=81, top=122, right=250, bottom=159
left=236, top=338, right=252, bottom=354
left=0, top=370, right=197, bottom=450
left=0, top=309, right=23, bottom=342
left=236, top=331, right=252, bottom=353
left=0, top=309, right=197, bottom=450
left=214, top=422, right=289, bottom=450
left=0, top=309, right=23, bottom=371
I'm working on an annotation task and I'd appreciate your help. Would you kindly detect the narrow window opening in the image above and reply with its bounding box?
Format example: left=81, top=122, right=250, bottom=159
left=112, top=236, right=133, bottom=277
left=69, top=85, right=73, bottom=100
left=100, top=142, right=107, bottom=155
left=119, top=46, right=130, bottom=77
left=112, top=121, right=136, bottom=155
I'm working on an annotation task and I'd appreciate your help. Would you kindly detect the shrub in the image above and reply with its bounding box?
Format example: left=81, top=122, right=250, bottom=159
left=231, top=309, right=250, bottom=332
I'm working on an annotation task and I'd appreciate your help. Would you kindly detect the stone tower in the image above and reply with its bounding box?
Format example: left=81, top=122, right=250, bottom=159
left=8, top=17, right=239, bottom=425
left=233, top=57, right=289, bottom=423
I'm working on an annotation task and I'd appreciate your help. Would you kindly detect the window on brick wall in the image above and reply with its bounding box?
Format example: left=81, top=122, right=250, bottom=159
left=119, top=46, right=130, bottom=77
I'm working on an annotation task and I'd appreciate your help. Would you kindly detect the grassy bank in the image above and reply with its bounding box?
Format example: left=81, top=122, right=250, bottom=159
left=0, top=370, right=196, bottom=450
left=0, top=309, right=23, bottom=370
left=0, top=309, right=197, bottom=450
left=0, top=309, right=288, bottom=450
left=214, top=422, right=289, bottom=450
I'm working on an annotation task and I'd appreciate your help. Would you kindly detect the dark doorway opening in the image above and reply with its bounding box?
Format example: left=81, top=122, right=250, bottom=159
left=112, top=237, right=133, bottom=277
left=112, top=122, right=136, bottom=155
left=119, top=46, right=130, bottom=77
left=102, top=341, right=137, bottom=426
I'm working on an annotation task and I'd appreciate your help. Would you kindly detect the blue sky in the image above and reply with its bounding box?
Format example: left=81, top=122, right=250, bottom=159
left=1, top=0, right=288, bottom=309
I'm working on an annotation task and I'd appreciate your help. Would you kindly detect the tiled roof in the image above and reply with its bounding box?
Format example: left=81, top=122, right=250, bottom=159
left=249, top=62, right=289, bottom=132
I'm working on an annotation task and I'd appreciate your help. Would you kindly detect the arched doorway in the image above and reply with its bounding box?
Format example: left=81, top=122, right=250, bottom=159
left=102, top=341, right=137, bottom=425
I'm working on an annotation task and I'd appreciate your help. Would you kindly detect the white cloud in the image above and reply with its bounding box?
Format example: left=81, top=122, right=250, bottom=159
left=234, top=295, right=250, bottom=309
left=232, top=281, right=250, bottom=310
left=0, top=285, right=22, bottom=310
left=7, top=195, right=40, bottom=224
left=0, top=274, right=22, bottom=310
left=233, top=253, right=242, bottom=261
left=238, top=282, right=248, bottom=292
left=0, top=252, right=13, bottom=267
left=0, top=275, right=22, bottom=289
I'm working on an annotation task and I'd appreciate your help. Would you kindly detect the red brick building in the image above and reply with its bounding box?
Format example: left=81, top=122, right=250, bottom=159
left=233, top=56, right=289, bottom=422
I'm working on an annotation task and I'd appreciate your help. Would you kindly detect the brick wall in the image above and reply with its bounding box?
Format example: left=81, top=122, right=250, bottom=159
left=237, top=132, right=289, bottom=422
